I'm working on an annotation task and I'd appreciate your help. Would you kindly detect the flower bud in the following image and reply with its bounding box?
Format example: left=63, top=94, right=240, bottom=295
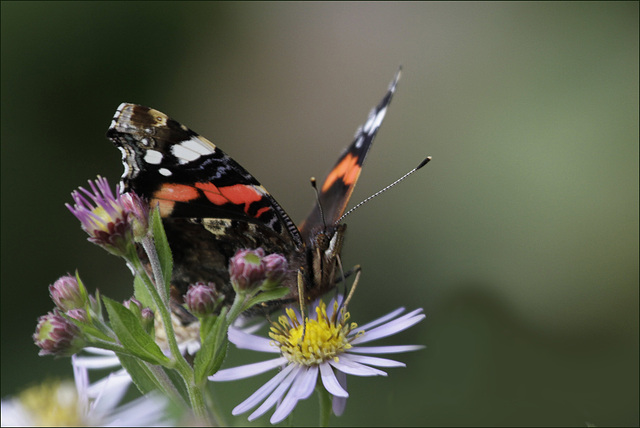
left=229, top=248, right=266, bottom=290
left=185, top=282, right=218, bottom=317
left=262, top=253, right=288, bottom=283
left=49, top=275, right=85, bottom=311
left=141, top=308, right=155, bottom=333
left=66, top=308, right=89, bottom=324
left=33, top=311, right=85, bottom=357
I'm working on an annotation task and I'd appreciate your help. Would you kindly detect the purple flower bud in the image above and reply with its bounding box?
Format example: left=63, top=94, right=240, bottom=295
left=66, top=308, right=89, bottom=324
left=33, top=311, right=85, bottom=357
left=229, top=249, right=266, bottom=290
left=185, top=282, right=218, bottom=316
left=262, top=253, right=288, bottom=283
left=49, top=275, right=85, bottom=311
left=123, top=297, right=143, bottom=312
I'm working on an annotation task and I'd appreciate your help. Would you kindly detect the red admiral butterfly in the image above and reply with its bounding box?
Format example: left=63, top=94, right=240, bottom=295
left=107, top=70, right=405, bottom=309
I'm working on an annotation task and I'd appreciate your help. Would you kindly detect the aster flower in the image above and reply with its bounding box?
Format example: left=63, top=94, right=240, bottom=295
left=66, top=176, right=147, bottom=256
left=210, top=298, right=425, bottom=424
left=0, top=357, right=173, bottom=426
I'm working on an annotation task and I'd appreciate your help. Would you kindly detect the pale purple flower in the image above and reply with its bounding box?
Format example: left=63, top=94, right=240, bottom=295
left=210, top=298, right=425, bottom=424
left=66, top=176, right=147, bottom=255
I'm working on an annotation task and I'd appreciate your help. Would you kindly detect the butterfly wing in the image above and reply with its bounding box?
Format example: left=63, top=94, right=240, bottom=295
left=107, top=103, right=303, bottom=248
left=106, top=104, right=305, bottom=301
left=299, top=69, right=401, bottom=241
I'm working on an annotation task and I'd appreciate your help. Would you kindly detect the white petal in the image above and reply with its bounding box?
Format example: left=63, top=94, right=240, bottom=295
left=248, top=365, right=301, bottom=421
left=270, top=365, right=317, bottom=424
left=232, top=363, right=295, bottom=415
left=73, top=355, right=122, bottom=369
left=330, top=356, right=387, bottom=377
left=102, top=393, right=169, bottom=427
left=344, top=353, right=406, bottom=368
left=348, top=345, right=425, bottom=354
left=352, top=310, right=425, bottom=345
left=88, top=371, right=132, bottom=419
left=1, top=400, right=33, bottom=426
left=353, top=307, right=406, bottom=332
left=229, top=327, right=279, bottom=353
left=320, top=362, right=348, bottom=397
left=332, top=370, right=348, bottom=416
left=210, top=357, right=286, bottom=381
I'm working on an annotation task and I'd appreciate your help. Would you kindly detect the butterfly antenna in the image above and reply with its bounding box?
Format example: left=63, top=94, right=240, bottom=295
left=337, top=156, right=432, bottom=224
left=310, top=177, right=328, bottom=229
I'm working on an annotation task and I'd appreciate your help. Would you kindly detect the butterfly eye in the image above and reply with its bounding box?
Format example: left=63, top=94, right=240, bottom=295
left=315, top=233, right=330, bottom=251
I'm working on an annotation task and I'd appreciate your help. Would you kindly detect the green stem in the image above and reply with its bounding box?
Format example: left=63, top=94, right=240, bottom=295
left=317, top=385, right=332, bottom=427
left=226, top=291, right=248, bottom=325
left=140, top=236, right=169, bottom=306
left=127, top=253, right=209, bottom=423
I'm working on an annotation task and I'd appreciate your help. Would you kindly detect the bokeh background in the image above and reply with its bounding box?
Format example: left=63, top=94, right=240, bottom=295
left=2, top=2, right=638, bottom=426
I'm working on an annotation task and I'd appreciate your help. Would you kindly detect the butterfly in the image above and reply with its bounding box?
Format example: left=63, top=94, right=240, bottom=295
left=106, top=69, right=402, bottom=311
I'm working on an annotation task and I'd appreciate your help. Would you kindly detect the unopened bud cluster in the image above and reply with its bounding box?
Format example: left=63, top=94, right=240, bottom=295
left=229, top=249, right=288, bottom=292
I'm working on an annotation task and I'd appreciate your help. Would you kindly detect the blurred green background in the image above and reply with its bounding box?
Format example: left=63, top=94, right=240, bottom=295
left=2, top=2, right=638, bottom=426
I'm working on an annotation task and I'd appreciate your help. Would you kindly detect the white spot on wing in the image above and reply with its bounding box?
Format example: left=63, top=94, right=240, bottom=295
left=144, top=150, right=163, bottom=165
left=171, top=136, right=216, bottom=164
left=369, top=106, right=387, bottom=134
left=180, top=136, right=216, bottom=155
left=159, top=168, right=172, bottom=176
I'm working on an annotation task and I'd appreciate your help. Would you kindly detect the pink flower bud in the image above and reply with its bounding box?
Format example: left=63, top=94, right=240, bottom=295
left=33, top=311, right=85, bottom=357
left=49, top=275, right=85, bottom=311
left=229, top=249, right=266, bottom=290
left=185, top=282, right=218, bottom=316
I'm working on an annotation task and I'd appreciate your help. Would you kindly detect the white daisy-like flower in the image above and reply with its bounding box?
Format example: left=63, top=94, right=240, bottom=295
left=0, top=356, right=172, bottom=426
left=210, top=298, right=425, bottom=424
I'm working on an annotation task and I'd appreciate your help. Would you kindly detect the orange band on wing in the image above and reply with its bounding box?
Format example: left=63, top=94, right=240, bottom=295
left=153, top=184, right=200, bottom=201
left=322, top=153, right=362, bottom=192
left=196, top=182, right=268, bottom=216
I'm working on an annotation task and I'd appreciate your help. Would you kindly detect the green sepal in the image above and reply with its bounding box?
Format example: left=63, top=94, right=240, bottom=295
left=150, top=207, right=172, bottom=298
left=194, top=308, right=229, bottom=383
left=244, top=286, right=290, bottom=310
left=72, top=322, right=113, bottom=343
left=103, top=297, right=170, bottom=365
left=73, top=270, right=90, bottom=308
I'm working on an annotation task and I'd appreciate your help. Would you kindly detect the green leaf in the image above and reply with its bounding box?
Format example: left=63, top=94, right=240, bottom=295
left=116, top=353, right=162, bottom=394
left=245, top=287, right=290, bottom=310
left=194, top=310, right=229, bottom=383
left=103, top=297, right=170, bottom=365
left=133, top=274, right=155, bottom=310
left=150, top=207, right=172, bottom=298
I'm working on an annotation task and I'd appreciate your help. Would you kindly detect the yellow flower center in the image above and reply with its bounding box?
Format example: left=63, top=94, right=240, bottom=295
left=269, top=301, right=358, bottom=366
left=19, top=380, right=82, bottom=426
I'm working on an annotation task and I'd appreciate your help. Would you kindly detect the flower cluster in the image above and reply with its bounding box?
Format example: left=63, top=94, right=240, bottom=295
left=23, top=175, right=428, bottom=426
